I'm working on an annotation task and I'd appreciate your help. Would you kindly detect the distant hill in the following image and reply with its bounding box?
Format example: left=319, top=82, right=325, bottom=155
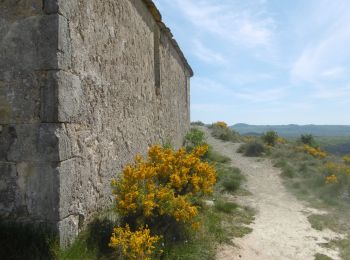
left=231, top=124, right=350, bottom=137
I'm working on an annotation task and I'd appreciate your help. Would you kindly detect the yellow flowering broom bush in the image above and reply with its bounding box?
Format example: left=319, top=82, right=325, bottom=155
left=325, top=174, right=338, bottom=184
left=276, top=136, right=287, bottom=145
left=109, top=144, right=216, bottom=259
left=343, top=155, right=350, bottom=165
left=298, top=144, right=327, bottom=159
left=323, top=161, right=350, bottom=188
left=109, top=225, right=160, bottom=260
left=211, top=121, right=241, bottom=142
left=213, top=121, right=228, bottom=129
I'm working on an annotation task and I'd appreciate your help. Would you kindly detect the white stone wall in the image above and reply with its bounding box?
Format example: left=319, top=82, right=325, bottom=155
left=0, top=0, right=191, bottom=246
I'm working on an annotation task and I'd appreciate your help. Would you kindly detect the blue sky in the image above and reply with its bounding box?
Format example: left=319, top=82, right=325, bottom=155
left=153, top=0, right=350, bottom=125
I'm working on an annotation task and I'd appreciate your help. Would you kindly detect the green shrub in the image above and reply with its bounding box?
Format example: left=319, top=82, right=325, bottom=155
left=191, top=121, right=205, bottom=126
left=185, top=128, right=205, bottom=149
left=281, top=165, right=295, bottom=178
left=300, top=134, right=318, bottom=147
left=210, top=123, right=240, bottom=142
left=237, top=144, right=245, bottom=153
left=221, top=167, right=243, bottom=192
left=241, top=142, right=265, bottom=157
left=262, top=131, right=278, bottom=146
left=274, top=159, right=287, bottom=168
left=222, top=177, right=241, bottom=192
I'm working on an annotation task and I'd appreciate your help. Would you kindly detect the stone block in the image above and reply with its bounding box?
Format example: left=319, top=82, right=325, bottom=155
left=0, top=71, right=41, bottom=124
left=2, top=123, right=72, bottom=162
left=15, top=161, right=59, bottom=222
left=0, top=0, right=43, bottom=19
left=43, top=0, right=59, bottom=14
left=0, top=161, right=59, bottom=222
left=0, top=15, right=58, bottom=71
left=40, top=71, right=59, bottom=123
left=41, top=70, right=83, bottom=123
left=58, top=72, right=83, bottom=122
left=57, top=15, right=72, bottom=70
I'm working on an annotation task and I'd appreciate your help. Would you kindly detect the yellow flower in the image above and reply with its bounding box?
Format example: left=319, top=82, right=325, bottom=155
left=109, top=225, right=160, bottom=260
left=299, top=145, right=327, bottom=158
left=325, top=174, right=337, bottom=184
left=277, top=137, right=287, bottom=144
left=191, top=221, right=201, bottom=230
left=110, top=144, right=217, bottom=258
left=213, top=121, right=228, bottom=129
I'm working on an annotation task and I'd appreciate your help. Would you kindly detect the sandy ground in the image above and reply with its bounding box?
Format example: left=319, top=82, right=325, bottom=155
left=200, top=127, right=343, bottom=260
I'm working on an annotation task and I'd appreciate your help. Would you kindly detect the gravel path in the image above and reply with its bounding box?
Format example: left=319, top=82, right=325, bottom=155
left=200, top=127, right=343, bottom=260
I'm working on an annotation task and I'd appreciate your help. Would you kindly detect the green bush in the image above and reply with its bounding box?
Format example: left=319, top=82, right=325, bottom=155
left=300, top=134, right=318, bottom=147
left=222, top=177, right=241, bottom=192
left=185, top=128, right=206, bottom=150
left=281, top=165, right=295, bottom=178
left=262, top=131, right=278, bottom=146
left=210, top=124, right=240, bottom=142
left=241, top=142, right=265, bottom=157
left=215, top=163, right=244, bottom=194
left=237, top=144, right=246, bottom=153
left=191, top=121, right=205, bottom=126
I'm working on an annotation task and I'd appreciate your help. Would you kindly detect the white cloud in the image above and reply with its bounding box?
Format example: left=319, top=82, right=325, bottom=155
left=321, top=67, right=347, bottom=79
left=289, top=1, right=350, bottom=102
left=171, top=0, right=275, bottom=48
left=290, top=1, right=350, bottom=85
left=192, top=40, right=227, bottom=64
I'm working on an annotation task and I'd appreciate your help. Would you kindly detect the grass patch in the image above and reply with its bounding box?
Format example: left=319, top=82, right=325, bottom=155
left=207, top=147, right=231, bottom=163
left=280, top=165, right=295, bottom=178
left=222, top=177, right=241, bottom=192
left=330, top=237, right=350, bottom=260
left=308, top=214, right=328, bottom=231
left=162, top=203, right=254, bottom=259
left=215, top=201, right=239, bottom=214
left=314, top=253, right=333, bottom=260
left=57, top=216, right=117, bottom=259
left=214, top=163, right=245, bottom=193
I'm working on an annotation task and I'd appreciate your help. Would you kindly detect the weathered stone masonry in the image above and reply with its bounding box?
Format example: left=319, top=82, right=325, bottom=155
left=0, top=0, right=192, bottom=246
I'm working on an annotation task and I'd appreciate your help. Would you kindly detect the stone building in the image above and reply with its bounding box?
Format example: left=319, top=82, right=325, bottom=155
left=0, top=0, right=192, bottom=245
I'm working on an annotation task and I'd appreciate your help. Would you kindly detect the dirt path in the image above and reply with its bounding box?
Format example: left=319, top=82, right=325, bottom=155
left=201, top=127, right=343, bottom=260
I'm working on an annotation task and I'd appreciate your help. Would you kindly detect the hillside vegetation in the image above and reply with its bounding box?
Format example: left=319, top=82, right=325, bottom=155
left=232, top=123, right=350, bottom=137
left=315, top=136, right=350, bottom=156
